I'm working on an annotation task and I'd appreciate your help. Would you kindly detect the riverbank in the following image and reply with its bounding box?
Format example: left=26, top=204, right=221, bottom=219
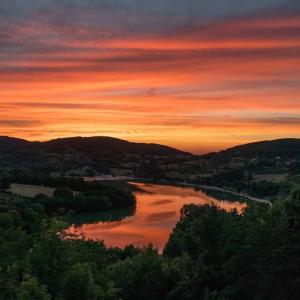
left=195, top=184, right=272, bottom=206
left=80, top=176, right=272, bottom=207
left=129, top=178, right=272, bottom=207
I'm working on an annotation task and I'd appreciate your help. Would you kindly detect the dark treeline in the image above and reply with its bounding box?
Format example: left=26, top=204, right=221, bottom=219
left=0, top=181, right=300, bottom=299
left=198, top=168, right=294, bottom=200
left=35, top=185, right=135, bottom=215
left=1, top=169, right=104, bottom=191
left=0, top=170, right=136, bottom=214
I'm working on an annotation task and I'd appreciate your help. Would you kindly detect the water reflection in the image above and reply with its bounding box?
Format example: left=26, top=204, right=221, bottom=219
left=68, top=183, right=247, bottom=252
left=150, top=199, right=175, bottom=206
left=146, top=211, right=177, bottom=222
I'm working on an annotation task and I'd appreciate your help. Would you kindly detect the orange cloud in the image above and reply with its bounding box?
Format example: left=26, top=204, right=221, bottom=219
left=0, top=11, right=299, bottom=153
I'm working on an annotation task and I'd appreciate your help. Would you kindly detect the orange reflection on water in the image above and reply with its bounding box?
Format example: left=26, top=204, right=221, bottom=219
left=68, top=183, right=247, bottom=252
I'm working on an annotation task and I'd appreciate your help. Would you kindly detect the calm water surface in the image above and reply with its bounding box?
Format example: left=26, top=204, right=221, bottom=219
left=68, top=183, right=247, bottom=252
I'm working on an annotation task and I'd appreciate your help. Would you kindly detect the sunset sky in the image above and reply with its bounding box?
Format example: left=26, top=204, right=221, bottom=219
left=0, top=0, right=299, bottom=153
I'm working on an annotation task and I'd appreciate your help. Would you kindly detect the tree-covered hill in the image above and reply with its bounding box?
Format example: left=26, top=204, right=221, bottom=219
left=0, top=136, right=190, bottom=157
left=0, top=136, right=191, bottom=171
left=202, top=138, right=300, bottom=160
left=32, top=136, right=190, bottom=157
left=0, top=136, right=30, bottom=152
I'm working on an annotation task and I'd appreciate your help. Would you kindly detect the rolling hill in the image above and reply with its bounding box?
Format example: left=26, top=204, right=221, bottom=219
left=0, top=136, right=30, bottom=152
left=207, top=139, right=300, bottom=160
left=0, top=136, right=191, bottom=171
left=1, top=136, right=299, bottom=172
left=0, top=136, right=190, bottom=157
left=32, top=136, right=190, bottom=157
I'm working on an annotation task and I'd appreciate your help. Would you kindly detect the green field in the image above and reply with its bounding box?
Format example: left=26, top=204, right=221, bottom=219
left=9, top=183, right=56, bottom=198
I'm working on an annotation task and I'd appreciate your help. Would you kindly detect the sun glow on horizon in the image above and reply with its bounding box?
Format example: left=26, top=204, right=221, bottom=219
left=0, top=1, right=299, bottom=153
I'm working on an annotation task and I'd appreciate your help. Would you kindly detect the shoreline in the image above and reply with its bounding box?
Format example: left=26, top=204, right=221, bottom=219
left=82, top=176, right=272, bottom=207
left=129, top=178, right=273, bottom=207
left=194, top=184, right=272, bottom=206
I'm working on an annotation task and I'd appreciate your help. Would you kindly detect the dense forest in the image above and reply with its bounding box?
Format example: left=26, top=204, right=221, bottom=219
left=0, top=173, right=136, bottom=214
left=0, top=179, right=299, bottom=299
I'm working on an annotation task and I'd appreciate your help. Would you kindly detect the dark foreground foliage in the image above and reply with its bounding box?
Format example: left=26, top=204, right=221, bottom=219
left=0, top=186, right=300, bottom=299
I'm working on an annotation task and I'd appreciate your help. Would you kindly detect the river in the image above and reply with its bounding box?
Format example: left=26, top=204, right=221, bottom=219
left=67, top=182, right=247, bottom=252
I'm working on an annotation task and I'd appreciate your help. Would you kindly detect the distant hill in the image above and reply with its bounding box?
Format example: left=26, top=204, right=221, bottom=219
left=0, top=136, right=30, bottom=152
left=0, top=136, right=191, bottom=171
left=202, top=139, right=300, bottom=160
left=1, top=136, right=299, bottom=172
left=0, top=136, right=190, bottom=157
left=31, top=136, right=190, bottom=157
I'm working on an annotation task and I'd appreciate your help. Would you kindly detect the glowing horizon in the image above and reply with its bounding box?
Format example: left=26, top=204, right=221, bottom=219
left=1, top=0, right=299, bottom=154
